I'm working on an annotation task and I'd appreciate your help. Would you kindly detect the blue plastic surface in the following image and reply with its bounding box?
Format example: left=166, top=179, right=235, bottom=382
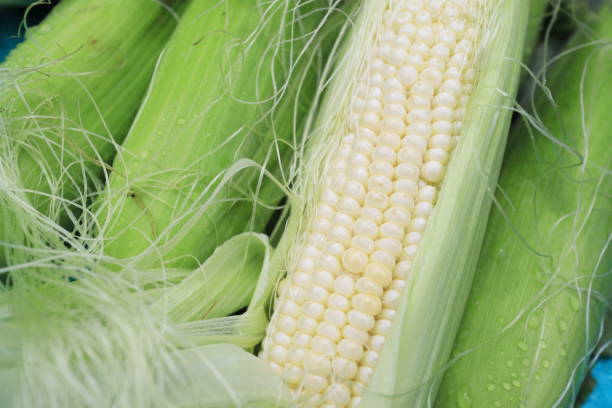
left=0, top=6, right=610, bottom=408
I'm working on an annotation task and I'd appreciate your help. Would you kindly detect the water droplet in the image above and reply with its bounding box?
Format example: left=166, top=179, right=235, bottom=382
left=502, top=382, right=511, bottom=390
left=40, top=25, right=52, bottom=34
left=511, top=372, right=517, bottom=378
left=497, top=316, right=505, bottom=325
left=512, top=380, right=521, bottom=387
left=506, top=360, right=514, bottom=367
left=486, top=384, right=496, bottom=391
left=560, top=348, right=567, bottom=356
left=140, top=150, right=150, bottom=159
left=517, top=341, right=528, bottom=351
left=494, top=402, right=501, bottom=407
left=528, top=316, right=539, bottom=328
left=176, top=118, right=186, bottom=126
left=521, top=358, right=530, bottom=367
left=539, top=340, right=548, bottom=349
left=542, top=359, right=550, bottom=368
left=558, top=319, right=568, bottom=331
left=487, top=375, right=494, bottom=381
left=535, top=374, right=541, bottom=381
left=457, top=386, right=472, bottom=408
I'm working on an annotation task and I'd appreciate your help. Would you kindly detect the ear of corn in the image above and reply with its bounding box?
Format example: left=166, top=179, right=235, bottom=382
left=0, top=0, right=181, bottom=264
left=97, top=0, right=339, bottom=269
left=436, top=5, right=612, bottom=407
left=258, top=0, right=532, bottom=406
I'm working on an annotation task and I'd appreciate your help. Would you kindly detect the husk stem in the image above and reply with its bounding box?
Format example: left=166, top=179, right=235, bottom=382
left=96, top=0, right=345, bottom=270
left=436, top=5, right=611, bottom=408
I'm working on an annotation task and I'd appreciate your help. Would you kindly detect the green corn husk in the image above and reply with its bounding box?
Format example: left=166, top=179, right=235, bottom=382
left=436, top=5, right=612, bottom=408
left=0, top=0, right=181, bottom=265
left=96, top=0, right=341, bottom=269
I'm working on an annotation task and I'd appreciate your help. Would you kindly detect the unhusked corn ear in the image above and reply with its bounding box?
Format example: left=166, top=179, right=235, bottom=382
left=260, top=1, right=481, bottom=405
left=97, top=0, right=336, bottom=269
left=436, top=5, right=612, bottom=407
left=0, top=0, right=180, bottom=264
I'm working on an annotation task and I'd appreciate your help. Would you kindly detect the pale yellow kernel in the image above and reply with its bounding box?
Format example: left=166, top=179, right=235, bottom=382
left=395, top=260, right=411, bottom=279
left=410, top=217, right=427, bottom=232
left=333, top=213, right=355, bottom=230
left=314, top=270, right=335, bottom=290
left=303, top=373, right=328, bottom=393
left=269, top=361, right=283, bottom=375
left=431, top=43, right=450, bottom=60
left=375, top=237, right=402, bottom=258
left=284, top=364, right=304, bottom=385
left=325, top=383, right=351, bottom=405
left=389, top=192, right=414, bottom=210
left=425, top=147, right=450, bottom=164
left=334, top=274, right=355, bottom=297
left=273, top=332, right=292, bottom=348
left=394, top=34, right=411, bottom=50
left=351, top=235, right=375, bottom=254
left=388, top=47, right=408, bottom=66
left=422, top=67, right=444, bottom=88
left=347, top=310, right=376, bottom=332
left=357, top=365, right=374, bottom=384
left=418, top=185, right=438, bottom=202
left=370, top=161, right=394, bottom=178
left=381, top=116, right=407, bottom=135
left=349, top=152, right=370, bottom=169
left=383, top=289, right=402, bottom=309
left=368, top=175, right=393, bottom=194
left=337, top=338, right=364, bottom=361
left=390, top=278, right=407, bottom=291
left=324, top=308, right=347, bottom=328
left=362, top=350, right=380, bottom=368
left=299, top=257, right=317, bottom=273
left=303, top=393, right=323, bottom=407
left=369, top=72, right=385, bottom=88
left=270, top=345, right=288, bottom=364
left=421, top=161, right=445, bottom=183
left=437, top=28, right=456, bottom=47
left=307, top=232, right=326, bottom=249
left=360, top=206, right=384, bottom=223
left=372, top=145, right=397, bottom=164
left=411, top=41, right=430, bottom=58
left=277, top=314, right=298, bottom=334
left=365, top=99, right=383, bottom=114
left=311, top=336, right=336, bottom=356
left=407, top=108, right=431, bottom=124
left=379, top=308, right=396, bottom=320
left=332, top=357, right=358, bottom=380
left=378, top=132, right=402, bottom=150
left=330, top=158, right=347, bottom=174
left=373, top=318, right=393, bottom=335
left=384, top=207, right=411, bottom=228
left=368, top=86, right=384, bottom=100
left=343, top=180, right=366, bottom=202
left=304, top=302, right=325, bottom=320
left=317, top=322, right=342, bottom=341
left=402, top=244, right=419, bottom=260
left=279, top=299, right=301, bottom=317
left=305, top=351, right=332, bottom=376
left=363, top=191, right=389, bottom=211
left=285, top=284, right=307, bottom=303
left=403, top=134, right=427, bottom=154
left=413, top=201, right=433, bottom=218
left=319, top=254, right=342, bottom=275
left=440, top=78, right=461, bottom=93
left=303, top=244, right=323, bottom=259
left=407, top=122, right=433, bottom=138
left=407, top=94, right=431, bottom=110
left=321, top=188, right=339, bottom=206
left=347, top=166, right=369, bottom=183
left=323, top=242, right=345, bottom=258
left=432, top=106, right=454, bottom=121
left=352, top=293, right=383, bottom=316
left=355, top=276, right=384, bottom=297
left=329, top=225, right=352, bottom=246
left=364, top=263, right=393, bottom=287
left=308, top=286, right=330, bottom=304
left=397, top=146, right=422, bottom=165
left=368, top=336, right=386, bottom=355
left=343, top=248, right=369, bottom=274
left=405, top=231, right=421, bottom=245
left=382, top=64, right=397, bottom=78
left=398, top=23, right=416, bottom=39
left=297, top=316, right=318, bottom=334
left=405, top=52, right=425, bottom=70
left=371, top=249, right=396, bottom=270
left=343, top=324, right=370, bottom=345
left=353, top=218, right=378, bottom=240
left=328, top=293, right=350, bottom=311
left=379, top=222, right=404, bottom=240
left=398, top=65, right=418, bottom=87
left=394, top=179, right=419, bottom=196
left=349, top=396, right=362, bottom=408
left=293, top=333, right=312, bottom=349
left=337, top=196, right=362, bottom=218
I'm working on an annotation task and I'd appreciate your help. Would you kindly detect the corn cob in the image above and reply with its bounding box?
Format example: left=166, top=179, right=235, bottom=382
left=95, top=0, right=341, bottom=269
left=436, top=5, right=612, bottom=407
left=259, top=0, right=532, bottom=406
left=0, top=0, right=181, bottom=264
